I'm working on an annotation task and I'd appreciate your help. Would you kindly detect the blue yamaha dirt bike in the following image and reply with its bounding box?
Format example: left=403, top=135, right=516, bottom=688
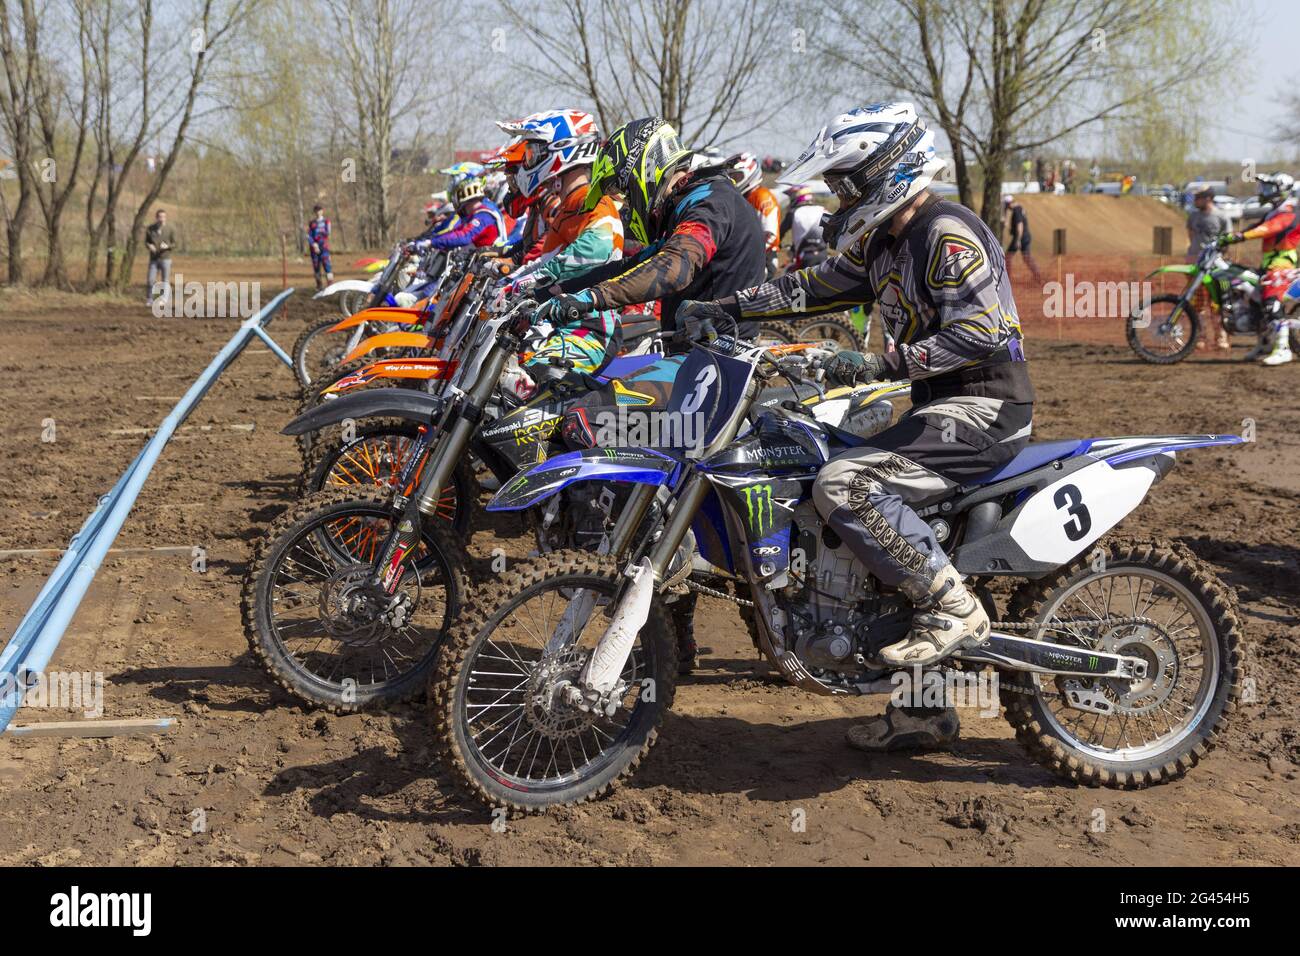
left=430, top=332, right=1243, bottom=811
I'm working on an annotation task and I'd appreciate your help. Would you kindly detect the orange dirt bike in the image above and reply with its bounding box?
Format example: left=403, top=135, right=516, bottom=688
left=242, top=298, right=546, bottom=710
left=292, top=244, right=451, bottom=386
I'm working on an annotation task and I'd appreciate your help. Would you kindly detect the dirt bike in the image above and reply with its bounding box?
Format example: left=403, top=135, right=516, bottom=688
left=1126, top=240, right=1299, bottom=363
left=430, top=329, right=1243, bottom=811
left=242, top=298, right=545, bottom=711
left=293, top=245, right=449, bottom=387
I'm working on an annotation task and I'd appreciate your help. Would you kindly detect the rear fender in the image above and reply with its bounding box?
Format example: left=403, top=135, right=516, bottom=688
left=487, top=448, right=681, bottom=512
left=954, top=433, right=1242, bottom=576
left=282, top=387, right=444, bottom=436
left=342, top=330, right=433, bottom=363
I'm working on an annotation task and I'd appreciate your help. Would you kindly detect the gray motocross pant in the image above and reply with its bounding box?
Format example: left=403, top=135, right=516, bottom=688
left=812, top=395, right=1032, bottom=604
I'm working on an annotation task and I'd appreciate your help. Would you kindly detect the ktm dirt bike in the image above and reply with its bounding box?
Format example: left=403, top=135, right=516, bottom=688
left=1126, top=240, right=1299, bottom=363
left=430, top=330, right=1243, bottom=811
left=242, top=298, right=543, bottom=711
left=293, top=245, right=449, bottom=387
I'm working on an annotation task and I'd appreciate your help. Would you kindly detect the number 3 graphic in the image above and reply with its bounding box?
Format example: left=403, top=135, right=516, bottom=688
left=679, top=365, right=717, bottom=416
left=1053, top=483, right=1092, bottom=541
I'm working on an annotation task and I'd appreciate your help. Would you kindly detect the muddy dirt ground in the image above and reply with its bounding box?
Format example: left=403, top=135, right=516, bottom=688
left=1, top=272, right=1297, bottom=866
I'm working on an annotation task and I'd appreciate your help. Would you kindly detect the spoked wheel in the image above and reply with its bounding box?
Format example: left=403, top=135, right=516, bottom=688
left=432, top=551, right=676, bottom=812
left=302, top=422, right=477, bottom=538
left=292, top=317, right=351, bottom=388
left=1126, top=294, right=1200, bottom=364
left=242, top=487, right=468, bottom=710
left=1005, top=539, right=1240, bottom=788
left=792, top=313, right=862, bottom=351
left=339, top=289, right=370, bottom=316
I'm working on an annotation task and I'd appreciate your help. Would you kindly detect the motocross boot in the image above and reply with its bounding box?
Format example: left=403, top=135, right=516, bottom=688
left=1261, top=321, right=1294, bottom=366
left=670, top=593, right=699, bottom=675
left=846, top=704, right=960, bottom=752
left=878, top=565, right=989, bottom=668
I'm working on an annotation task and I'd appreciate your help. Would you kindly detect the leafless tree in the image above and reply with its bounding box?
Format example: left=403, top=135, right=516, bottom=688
left=494, top=0, right=796, bottom=147
left=0, top=0, right=40, bottom=284
left=818, top=0, right=1232, bottom=232
left=79, top=0, right=255, bottom=290
left=326, top=0, right=452, bottom=247
left=28, top=0, right=93, bottom=287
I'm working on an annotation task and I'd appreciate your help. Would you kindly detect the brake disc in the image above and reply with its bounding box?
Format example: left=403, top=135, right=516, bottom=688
left=317, top=565, right=418, bottom=648
left=525, top=648, right=600, bottom=740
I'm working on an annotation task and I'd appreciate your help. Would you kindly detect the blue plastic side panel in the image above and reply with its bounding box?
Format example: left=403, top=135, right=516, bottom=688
left=487, top=447, right=680, bottom=512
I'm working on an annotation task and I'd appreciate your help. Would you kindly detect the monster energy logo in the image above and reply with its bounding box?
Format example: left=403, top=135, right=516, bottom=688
left=742, top=484, right=775, bottom=534
left=1088, top=654, right=1099, bottom=670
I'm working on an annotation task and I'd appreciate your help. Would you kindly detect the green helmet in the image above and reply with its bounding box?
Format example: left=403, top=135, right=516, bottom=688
left=584, top=117, right=691, bottom=244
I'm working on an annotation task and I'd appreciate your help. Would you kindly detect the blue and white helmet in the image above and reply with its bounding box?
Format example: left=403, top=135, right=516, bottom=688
left=779, top=103, right=945, bottom=251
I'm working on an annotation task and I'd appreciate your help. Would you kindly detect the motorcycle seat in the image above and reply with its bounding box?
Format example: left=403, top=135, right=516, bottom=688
left=967, top=439, right=1088, bottom=485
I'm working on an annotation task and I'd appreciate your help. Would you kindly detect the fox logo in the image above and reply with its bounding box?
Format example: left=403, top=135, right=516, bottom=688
left=927, top=233, right=984, bottom=288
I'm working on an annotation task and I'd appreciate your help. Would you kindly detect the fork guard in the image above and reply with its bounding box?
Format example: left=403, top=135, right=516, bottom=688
left=954, top=630, right=1147, bottom=680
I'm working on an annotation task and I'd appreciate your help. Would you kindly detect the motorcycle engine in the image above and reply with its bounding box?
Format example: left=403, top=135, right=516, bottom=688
left=1221, top=298, right=1256, bottom=334
left=777, top=503, right=907, bottom=675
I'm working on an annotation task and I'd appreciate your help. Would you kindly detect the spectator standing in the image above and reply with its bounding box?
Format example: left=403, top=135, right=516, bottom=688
left=1003, top=194, right=1042, bottom=283
left=306, top=204, right=334, bottom=290
left=144, top=209, right=176, bottom=307
left=1186, top=187, right=1231, bottom=349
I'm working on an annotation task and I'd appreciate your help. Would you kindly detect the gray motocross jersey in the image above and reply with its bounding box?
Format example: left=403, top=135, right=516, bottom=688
left=735, top=197, right=1028, bottom=385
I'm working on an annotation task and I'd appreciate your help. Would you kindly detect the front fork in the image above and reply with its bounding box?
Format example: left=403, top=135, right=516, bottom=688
left=366, top=333, right=516, bottom=596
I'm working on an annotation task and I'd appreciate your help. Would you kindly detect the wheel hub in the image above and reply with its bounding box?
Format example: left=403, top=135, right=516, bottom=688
left=317, top=565, right=417, bottom=647
left=525, top=649, right=598, bottom=739
left=1059, top=620, right=1177, bottom=717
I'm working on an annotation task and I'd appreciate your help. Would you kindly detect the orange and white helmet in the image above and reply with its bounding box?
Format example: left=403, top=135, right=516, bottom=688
left=728, top=152, right=762, bottom=194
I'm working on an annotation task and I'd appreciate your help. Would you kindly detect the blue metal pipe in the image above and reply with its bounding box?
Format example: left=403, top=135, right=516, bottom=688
left=0, top=289, right=294, bottom=732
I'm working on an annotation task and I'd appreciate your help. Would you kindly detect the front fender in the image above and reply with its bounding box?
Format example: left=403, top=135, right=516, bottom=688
left=327, top=306, right=430, bottom=332
left=1143, top=263, right=1198, bottom=279
left=282, top=388, right=444, bottom=436
left=342, top=330, right=433, bottom=363
left=488, top=448, right=681, bottom=512
left=313, top=278, right=375, bottom=300
left=322, top=357, right=454, bottom=394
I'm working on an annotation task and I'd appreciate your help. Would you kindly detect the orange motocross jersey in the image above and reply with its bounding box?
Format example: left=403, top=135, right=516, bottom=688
left=748, top=186, right=780, bottom=252
left=1243, top=198, right=1300, bottom=254
left=541, top=183, right=624, bottom=256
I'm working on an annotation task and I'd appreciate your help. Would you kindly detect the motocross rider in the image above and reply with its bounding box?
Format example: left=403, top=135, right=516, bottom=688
left=494, top=110, right=626, bottom=375
left=1218, top=172, right=1298, bottom=366
left=540, top=116, right=768, bottom=672
left=729, top=151, right=782, bottom=276
left=679, top=103, right=1035, bottom=752
left=412, top=176, right=508, bottom=251
left=538, top=116, right=767, bottom=338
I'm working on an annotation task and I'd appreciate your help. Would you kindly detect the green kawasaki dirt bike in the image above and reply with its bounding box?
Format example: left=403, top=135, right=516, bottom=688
left=1126, top=241, right=1297, bottom=364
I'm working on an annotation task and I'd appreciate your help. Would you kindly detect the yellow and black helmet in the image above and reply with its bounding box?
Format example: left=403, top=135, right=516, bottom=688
left=584, top=117, right=691, bottom=244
